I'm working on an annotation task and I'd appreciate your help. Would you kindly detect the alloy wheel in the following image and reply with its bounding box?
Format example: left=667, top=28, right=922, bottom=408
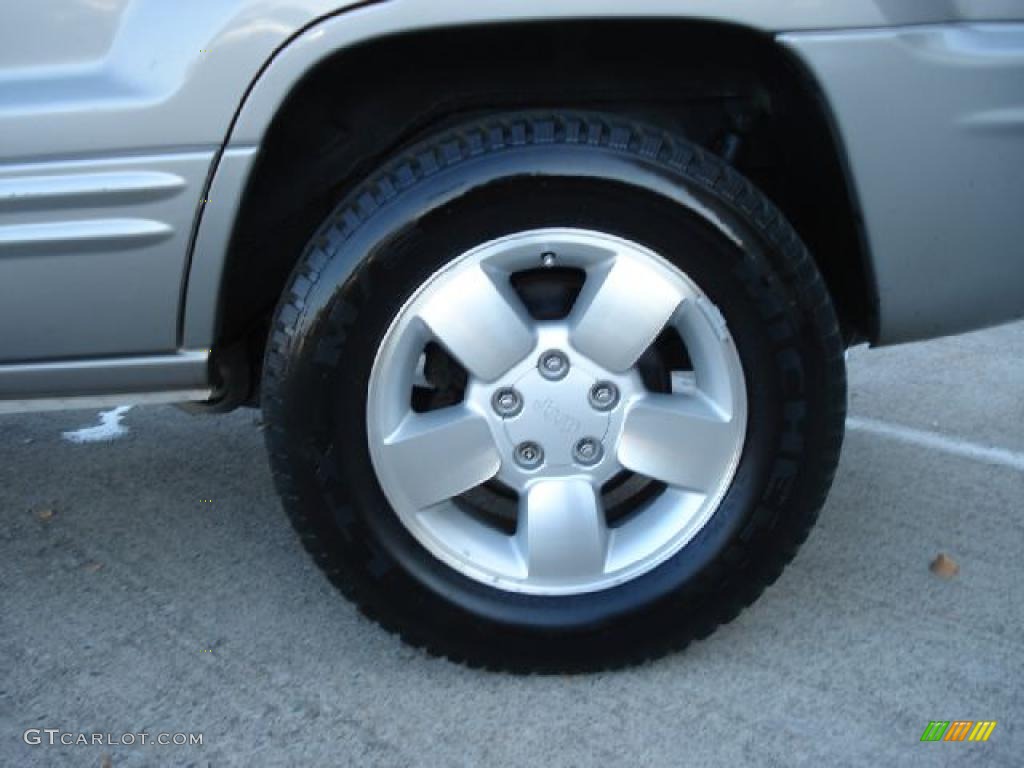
left=367, top=229, right=748, bottom=595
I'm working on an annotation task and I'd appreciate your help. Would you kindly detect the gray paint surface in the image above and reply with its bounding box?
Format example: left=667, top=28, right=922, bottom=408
left=1, top=0, right=956, bottom=164
left=1, top=321, right=1021, bottom=766
left=0, top=152, right=213, bottom=362
left=2, top=0, right=1024, bottom=392
left=782, top=25, right=1024, bottom=344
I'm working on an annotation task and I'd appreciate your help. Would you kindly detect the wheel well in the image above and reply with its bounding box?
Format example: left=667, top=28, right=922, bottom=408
left=216, top=19, right=876, bottom=390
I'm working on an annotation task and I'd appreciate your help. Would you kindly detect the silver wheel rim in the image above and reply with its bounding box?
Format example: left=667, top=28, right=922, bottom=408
left=367, top=229, right=747, bottom=596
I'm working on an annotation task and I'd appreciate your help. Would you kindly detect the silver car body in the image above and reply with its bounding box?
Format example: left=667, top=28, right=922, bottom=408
left=2, top=0, right=1023, bottom=407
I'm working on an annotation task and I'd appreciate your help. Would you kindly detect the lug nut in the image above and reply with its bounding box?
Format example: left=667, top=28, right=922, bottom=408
left=573, top=437, right=604, bottom=466
left=541, top=251, right=557, bottom=268
left=491, top=387, right=523, bottom=418
left=589, top=381, right=620, bottom=411
left=514, top=441, right=544, bottom=470
left=538, top=350, right=569, bottom=381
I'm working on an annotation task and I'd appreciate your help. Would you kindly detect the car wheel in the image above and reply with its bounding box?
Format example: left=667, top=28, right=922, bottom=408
left=262, top=112, right=846, bottom=671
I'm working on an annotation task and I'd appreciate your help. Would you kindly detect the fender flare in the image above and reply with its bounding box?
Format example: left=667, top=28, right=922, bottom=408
left=181, top=0, right=886, bottom=348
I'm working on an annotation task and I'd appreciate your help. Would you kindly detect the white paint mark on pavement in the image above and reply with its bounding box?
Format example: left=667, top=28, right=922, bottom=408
left=62, top=406, right=134, bottom=444
left=847, top=416, right=1024, bottom=472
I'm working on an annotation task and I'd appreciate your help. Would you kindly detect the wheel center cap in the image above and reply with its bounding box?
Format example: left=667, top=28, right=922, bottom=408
left=502, top=366, right=610, bottom=469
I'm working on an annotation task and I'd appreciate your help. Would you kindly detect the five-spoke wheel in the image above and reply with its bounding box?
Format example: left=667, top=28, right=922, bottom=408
left=368, top=230, right=747, bottom=594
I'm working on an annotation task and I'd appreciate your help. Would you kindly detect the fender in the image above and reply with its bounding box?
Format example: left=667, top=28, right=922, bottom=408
left=183, top=0, right=1024, bottom=350
left=181, top=0, right=971, bottom=349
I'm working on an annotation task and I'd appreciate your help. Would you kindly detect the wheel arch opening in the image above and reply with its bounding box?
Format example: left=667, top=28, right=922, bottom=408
left=213, top=18, right=877, bottom=396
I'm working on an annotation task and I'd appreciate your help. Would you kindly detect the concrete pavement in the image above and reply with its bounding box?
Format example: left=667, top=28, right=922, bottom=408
left=2, top=322, right=1022, bottom=767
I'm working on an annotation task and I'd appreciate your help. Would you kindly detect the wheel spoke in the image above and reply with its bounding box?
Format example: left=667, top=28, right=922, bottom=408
left=517, top=479, right=608, bottom=582
left=570, top=250, right=687, bottom=372
left=416, top=264, right=534, bottom=382
left=618, top=393, right=740, bottom=494
left=380, top=406, right=500, bottom=509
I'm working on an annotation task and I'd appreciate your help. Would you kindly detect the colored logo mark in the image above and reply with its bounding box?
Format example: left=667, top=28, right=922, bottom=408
left=920, top=721, right=997, bottom=742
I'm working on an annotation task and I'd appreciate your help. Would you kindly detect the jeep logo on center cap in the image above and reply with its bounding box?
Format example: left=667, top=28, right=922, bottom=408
left=534, top=398, right=582, bottom=437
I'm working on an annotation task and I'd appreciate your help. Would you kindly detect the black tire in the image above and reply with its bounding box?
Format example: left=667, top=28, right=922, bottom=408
left=262, top=111, right=846, bottom=672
